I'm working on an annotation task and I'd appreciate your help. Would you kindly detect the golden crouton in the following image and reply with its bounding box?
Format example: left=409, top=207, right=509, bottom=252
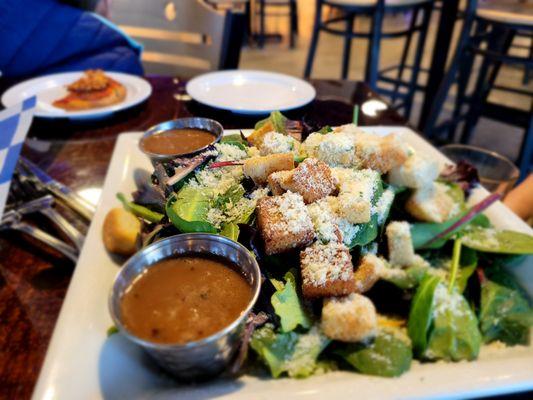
left=267, top=170, right=292, bottom=195
left=247, top=121, right=274, bottom=147
left=405, top=182, right=457, bottom=223
left=338, top=192, right=371, bottom=224
left=300, top=241, right=355, bottom=298
left=356, top=133, right=410, bottom=174
left=102, top=208, right=141, bottom=256
left=386, top=221, right=416, bottom=267
left=354, top=254, right=385, bottom=293
left=388, top=153, right=440, bottom=189
left=321, top=293, right=378, bottom=342
left=257, top=192, right=315, bottom=255
left=280, top=158, right=338, bottom=204
left=243, top=153, right=294, bottom=185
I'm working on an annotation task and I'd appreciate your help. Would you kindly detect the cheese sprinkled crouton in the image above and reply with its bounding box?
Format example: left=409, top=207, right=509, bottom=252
left=336, top=169, right=380, bottom=224
left=388, top=153, right=440, bottom=189
left=356, top=133, right=410, bottom=174
left=243, top=153, right=294, bottom=185
left=321, top=293, right=378, bottom=342
left=267, top=170, right=292, bottom=195
left=257, top=192, right=314, bottom=255
left=283, top=158, right=338, bottom=204
left=386, top=221, right=416, bottom=267
left=259, top=131, right=299, bottom=156
left=300, top=242, right=355, bottom=298
left=406, top=182, right=457, bottom=223
left=354, top=254, right=385, bottom=293
left=102, top=208, right=140, bottom=256
left=302, top=129, right=359, bottom=167
left=307, top=198, right=342, bottom=243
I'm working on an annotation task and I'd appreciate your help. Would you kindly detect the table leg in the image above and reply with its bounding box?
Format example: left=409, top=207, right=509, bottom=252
left=418, top=0, right=460, bottom=130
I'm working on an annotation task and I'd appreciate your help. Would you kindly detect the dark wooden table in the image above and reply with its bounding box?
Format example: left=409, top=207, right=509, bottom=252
left=0, top=76, right=404, bottom=399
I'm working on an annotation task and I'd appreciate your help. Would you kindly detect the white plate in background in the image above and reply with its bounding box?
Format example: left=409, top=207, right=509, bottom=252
left=32, top=127, right=533, bottom=400
left=1, top=72, right=152, bottom=119
left=186, top=70, right=316, bottom=115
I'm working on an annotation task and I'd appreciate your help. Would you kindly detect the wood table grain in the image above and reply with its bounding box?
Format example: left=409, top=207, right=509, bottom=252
left=0, top=76, right=405, bottom=399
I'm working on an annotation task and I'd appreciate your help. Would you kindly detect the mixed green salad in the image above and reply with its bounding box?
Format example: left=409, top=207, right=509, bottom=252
left=111, top=111, right=533, bottom=379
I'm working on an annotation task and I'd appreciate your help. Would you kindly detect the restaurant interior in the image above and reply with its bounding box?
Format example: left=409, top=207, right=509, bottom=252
left=1, top=0, right=532, bottom=399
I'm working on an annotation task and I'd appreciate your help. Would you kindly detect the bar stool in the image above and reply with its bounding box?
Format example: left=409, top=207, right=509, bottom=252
left=304, top=0, right=435, bottom=120
left=423, top=0, right=533, bottom=179
left=256, top=0, right=298, bottom=48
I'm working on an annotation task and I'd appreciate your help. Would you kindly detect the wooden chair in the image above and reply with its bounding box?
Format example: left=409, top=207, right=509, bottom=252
left=423, top=0, right=533, bottom=179
left=255, top=0, right=299, bottom=48
left=304, top=0, right=435, bottom=120
left=109, top=0, right=246, bottom=77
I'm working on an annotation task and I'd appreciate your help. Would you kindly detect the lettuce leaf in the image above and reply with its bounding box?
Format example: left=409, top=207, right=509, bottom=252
left=250, top=325, right=330, bottom=378
left=271, top=271, right=312, bottom=332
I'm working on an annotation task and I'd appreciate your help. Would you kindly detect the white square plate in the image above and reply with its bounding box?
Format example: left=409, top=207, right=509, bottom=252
left=32, top=127, right=533, bottom=400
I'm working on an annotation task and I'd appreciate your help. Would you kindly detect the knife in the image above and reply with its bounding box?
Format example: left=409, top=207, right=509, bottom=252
left=18, top=157, right=96, bottom=221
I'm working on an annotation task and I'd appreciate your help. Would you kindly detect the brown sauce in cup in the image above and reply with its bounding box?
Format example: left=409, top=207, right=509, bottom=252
left=140, top=129, right=215, bottom=155
left=120, top=256, right=252, bottom=344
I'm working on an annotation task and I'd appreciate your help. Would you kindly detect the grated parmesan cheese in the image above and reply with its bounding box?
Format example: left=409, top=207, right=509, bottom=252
left=259, top=131, right=299, bottom=156
left=301, top=241, right=353, bottom=287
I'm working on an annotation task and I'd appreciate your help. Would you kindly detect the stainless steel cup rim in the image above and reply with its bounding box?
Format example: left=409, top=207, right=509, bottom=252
left=439, top=143, right=520, bottom=183
left=139, top=117, right=224, bottom=160
left=108, top=233, right=261, bottom=351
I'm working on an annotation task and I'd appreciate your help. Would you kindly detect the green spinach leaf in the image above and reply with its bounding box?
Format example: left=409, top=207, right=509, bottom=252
left=408, top=274, right=441, bottom=356
left=462, top=228, right=533, bottom=255
left=480, top=278, right=533, bottom=346
left=335, top=329, right=412, bottom=377
left=424, top=285, right=482, bottom=361
left=220, top=222, right=239, bottom=241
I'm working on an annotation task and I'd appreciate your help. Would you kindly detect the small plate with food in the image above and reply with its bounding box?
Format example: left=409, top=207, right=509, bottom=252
left=1, top=70, right=152, bottom=119
left=32, top=114, right=533, bottom=399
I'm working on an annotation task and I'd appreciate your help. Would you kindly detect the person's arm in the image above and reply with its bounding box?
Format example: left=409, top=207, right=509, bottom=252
left=503, top=174, right=533, bottom=221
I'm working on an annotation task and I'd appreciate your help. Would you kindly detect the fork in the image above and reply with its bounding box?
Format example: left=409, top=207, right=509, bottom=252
left=10, top=171, right=85, bottom=250
left=1, top=210, right=78, bottom=262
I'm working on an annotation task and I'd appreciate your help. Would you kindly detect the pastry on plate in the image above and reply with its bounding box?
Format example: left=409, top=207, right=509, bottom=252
left=53, top=69, right=126, bottom=111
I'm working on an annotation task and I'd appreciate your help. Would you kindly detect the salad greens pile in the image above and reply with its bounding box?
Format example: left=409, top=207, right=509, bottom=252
left=117, top=111, right=533, bottom=380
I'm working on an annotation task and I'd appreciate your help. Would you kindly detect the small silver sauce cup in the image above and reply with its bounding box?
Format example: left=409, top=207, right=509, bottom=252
left=108, top=233, right=261, bottom=381
left=139, top=117, right=223, bottom=165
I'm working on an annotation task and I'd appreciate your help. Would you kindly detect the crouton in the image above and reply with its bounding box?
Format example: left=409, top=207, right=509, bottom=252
left=356, top=133, right=410, bottom=174
left=386, top=221, right=416, bottom=267
left=267, top=170, right=292, bottom=195
left=300, top=241, right=355, bottom=298
left=405, top=182, right=457, bottom=223
left=354, top=254, right=385, bottom=293
left=243, top=153, right=294, bottom=185
left=247, top=122, right=275, bottom=147
left=321, top=293, right=378, bottom=342
left=388, top=153, right=440, bottom=189
left=102, top=208, right=140, bottom=256
left=256, top=192, right=315, bottom=255
left=307, top=197, right=343, bottom=244
left=258, top=131, right=299, bottom=156
left=336, top=169, right=380, bottom=224
left=280, top=158, right=337, bottom=204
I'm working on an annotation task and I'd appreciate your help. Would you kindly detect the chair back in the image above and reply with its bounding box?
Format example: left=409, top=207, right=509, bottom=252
left=109, top=0, right=244, bottom=77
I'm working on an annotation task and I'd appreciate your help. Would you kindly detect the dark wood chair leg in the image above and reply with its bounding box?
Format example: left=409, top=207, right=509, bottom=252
left=304, top=0, right=323, bottom=78
left=289, top=0, right=298, bottom=49
left=447, top=20, right=487, bottom=141
left=342, top=13, right=355, bottom=80
left=391, top=7, right=419, bottom=106
left=365, top=7, right=384, bottom=89
left=403, top=4, right=431, bottom=120
left=460, top=28, right=515, bottom=144
left=518, top=102, right=533, bottom=180
left=423, top=7, right=476, bottom=138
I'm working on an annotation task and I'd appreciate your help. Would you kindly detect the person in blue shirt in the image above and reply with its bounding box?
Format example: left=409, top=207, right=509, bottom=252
left=0, top=0, right=144, bottom=78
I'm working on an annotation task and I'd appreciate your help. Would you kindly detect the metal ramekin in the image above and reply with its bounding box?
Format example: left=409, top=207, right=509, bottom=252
left=108, top=233, right=261, bottom=381
left=139, top=117, right=224, bottom=165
